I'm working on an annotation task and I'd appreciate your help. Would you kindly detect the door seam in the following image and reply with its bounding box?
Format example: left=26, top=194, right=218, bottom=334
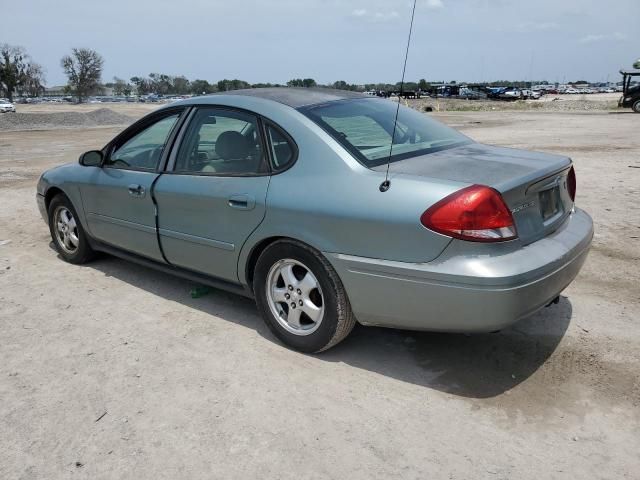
left=151, top=173, right=172, bottom=265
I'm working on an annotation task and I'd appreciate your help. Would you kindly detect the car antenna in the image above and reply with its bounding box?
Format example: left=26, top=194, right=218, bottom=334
left=380, top=0, right=417, bottom=193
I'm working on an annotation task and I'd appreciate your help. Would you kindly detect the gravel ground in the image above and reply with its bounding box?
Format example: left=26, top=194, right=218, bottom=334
left=407, top=92, right=621, bottom=112
left=0, top=108, right=135, bottom=131
left=0, top=105, right=639, bottom=479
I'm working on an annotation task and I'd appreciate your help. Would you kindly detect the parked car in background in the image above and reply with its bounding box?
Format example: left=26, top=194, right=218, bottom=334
left=487, top=87, right=522, bottom=100
left=521, top=89, right=541, bottom=100
left=459, top=88, right=488, bottom=100
left=0, top=98, right=16, bottom=113
left=36, top=88, right=593, bottom=352
left=499, top=88, right=522, bottom=100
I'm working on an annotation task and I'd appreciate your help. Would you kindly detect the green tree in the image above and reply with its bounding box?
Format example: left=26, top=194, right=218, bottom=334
left=400, top=81, right=418, bottom=92
left=148, top=73, right=172, bottom=94
left=217, top=79, right=249, bottom=91
left=286, top=78, right=316, bottom=88
left=190, top=79, right=215, bottom=95
left=20, top=62, right=45, bottom=97
left=61, top=48, right=104, bottom=103
left=633, top=59, right=640, bottom=69
left=111, top=76, right=132, bottom=96
left=251, top=82, right=282, bottom=88
left=0, top=44, right=29, bottom=101
left=130, top=76, right=150, bottom=95
left=172, top=76, right=190, bottom=95
left=332, top=80, right=349, bottom=90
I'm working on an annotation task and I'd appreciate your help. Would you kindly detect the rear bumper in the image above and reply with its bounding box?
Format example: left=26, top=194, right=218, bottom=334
left=326, top=208, right=593, bottom=332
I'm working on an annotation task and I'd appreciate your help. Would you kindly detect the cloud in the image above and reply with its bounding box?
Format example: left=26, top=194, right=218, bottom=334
left=517, top=21, right=560, bottom=32
left=350, top=9, right=400, bottom=22
left=579, top=32, right=627, bottom=43
left=424, top=0, right=444, bottom=8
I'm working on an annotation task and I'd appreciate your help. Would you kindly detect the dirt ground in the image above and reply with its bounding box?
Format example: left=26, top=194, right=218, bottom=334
left=408, top=92, right=622, bottom=112
left=1, top=104, right=639, bottom=479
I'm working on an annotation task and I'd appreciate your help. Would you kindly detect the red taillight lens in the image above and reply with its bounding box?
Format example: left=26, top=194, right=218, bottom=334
left=420, top=185, right=517, bottom=242
left=567, top=166, right=576, bottom=202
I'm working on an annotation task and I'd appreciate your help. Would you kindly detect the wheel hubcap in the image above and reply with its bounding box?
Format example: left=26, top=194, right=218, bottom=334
left=54, top=206, right=79, bottom=254
left=266, top=259, right=324, bottom=336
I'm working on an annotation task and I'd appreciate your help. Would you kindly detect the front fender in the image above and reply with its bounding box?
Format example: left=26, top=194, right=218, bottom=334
left=37, top=163, right=92, bottom=235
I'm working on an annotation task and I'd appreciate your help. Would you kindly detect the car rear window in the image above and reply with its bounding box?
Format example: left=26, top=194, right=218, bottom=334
left=299, top=98, right=471, bottom=167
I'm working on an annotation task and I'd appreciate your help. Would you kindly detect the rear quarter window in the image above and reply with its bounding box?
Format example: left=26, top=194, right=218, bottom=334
left=265, top=123, right=296, bottom=171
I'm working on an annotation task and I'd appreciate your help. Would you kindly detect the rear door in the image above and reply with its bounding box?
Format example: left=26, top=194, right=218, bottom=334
left=153, top=106, right=271, bottom=282
left=80, top=108, right=185, bottom=260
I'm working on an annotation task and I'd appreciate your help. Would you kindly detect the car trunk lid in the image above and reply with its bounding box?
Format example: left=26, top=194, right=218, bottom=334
left=375, top=143, right=574, bottom=245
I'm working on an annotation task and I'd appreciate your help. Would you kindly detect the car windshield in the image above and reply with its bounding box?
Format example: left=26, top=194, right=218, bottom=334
left=300, top=98, right=471, bottom=167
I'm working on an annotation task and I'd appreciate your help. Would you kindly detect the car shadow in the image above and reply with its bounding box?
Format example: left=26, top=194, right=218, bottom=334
left=323, top=301, right=571, bottom=398
left=85, top=253, right=571, bottom=399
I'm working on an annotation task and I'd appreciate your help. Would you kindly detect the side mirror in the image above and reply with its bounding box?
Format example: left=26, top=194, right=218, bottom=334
left=79, top=150, right=103, bottom=167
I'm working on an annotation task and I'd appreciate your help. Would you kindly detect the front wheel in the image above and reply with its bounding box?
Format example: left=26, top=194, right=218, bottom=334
left=253, top=240, right=356, bottom=353
left=632, top=99, right=640, bottom=113
left=48, top=194, right=95, bottom=264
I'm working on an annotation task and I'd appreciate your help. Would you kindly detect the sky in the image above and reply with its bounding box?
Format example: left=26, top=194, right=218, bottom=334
left=2, top=0, right=639, bottom=86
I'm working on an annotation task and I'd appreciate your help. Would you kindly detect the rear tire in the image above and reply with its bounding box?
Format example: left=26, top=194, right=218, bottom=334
left=253, top=240, right=355, bottom=353
left=48, top=194, right=95, bottom=264
left=632, top=100, right=640, bottom=113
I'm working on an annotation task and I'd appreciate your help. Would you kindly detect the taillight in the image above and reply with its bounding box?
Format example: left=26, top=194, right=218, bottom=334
left=420, top=185, right=517, bottom=242
left=567, top=166, right=576, bottom=202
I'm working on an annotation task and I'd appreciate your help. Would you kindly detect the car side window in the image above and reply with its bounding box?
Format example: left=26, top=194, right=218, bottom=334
left=174, top=108, right=266, bottom=175
left=106, top=113, right=181, bottom=170
left=265, top=124, right=295, bottom=170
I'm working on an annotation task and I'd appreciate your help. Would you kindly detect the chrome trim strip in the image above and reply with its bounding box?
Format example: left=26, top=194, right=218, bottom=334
left=158, top=228, right=235, bottom=251
left=86, top=212, right=156, bottom=234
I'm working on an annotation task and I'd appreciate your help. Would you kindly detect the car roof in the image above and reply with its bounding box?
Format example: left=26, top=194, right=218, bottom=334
left=199, top=87, right=367, bottom=109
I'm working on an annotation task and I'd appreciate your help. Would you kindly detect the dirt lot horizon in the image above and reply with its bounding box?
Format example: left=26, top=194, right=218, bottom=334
left=1, top=102, right=639, bottom=479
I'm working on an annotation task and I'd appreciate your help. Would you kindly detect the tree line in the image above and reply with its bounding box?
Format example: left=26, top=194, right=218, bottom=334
left=0, top=44, right=46, bottom=101
left=0, top=44, right=441, bottom=102
left=5, top=44, right=630, bottom=103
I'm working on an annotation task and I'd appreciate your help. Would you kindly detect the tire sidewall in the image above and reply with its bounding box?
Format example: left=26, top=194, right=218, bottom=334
left=633, top=100, right=640, bottom=113
left=254, top=241, right=341, bottom=353
left=48, top=194, right=93, bottom=264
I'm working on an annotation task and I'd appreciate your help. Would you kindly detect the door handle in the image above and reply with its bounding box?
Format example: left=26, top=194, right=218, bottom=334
left=128, top=184, right=146, bottom=198
left=228, top=194, right=255, bottom=210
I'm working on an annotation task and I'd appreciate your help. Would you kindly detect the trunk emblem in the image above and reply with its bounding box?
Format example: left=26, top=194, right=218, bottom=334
left=511, top=201, right=536, bottom=214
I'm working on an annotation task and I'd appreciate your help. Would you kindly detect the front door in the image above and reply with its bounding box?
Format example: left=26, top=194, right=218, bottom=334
left=80, top=110, right=184, bottom=261
left=153, top=107, right=271, bottom=282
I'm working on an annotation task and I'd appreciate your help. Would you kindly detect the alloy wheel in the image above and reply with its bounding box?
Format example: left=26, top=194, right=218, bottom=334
left=266, top=258, right=325, bottom=336
left=54, top=206, right=79, bottom=254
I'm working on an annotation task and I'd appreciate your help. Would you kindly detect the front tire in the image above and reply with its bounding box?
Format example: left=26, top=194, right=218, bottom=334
left=632, top=99, right=640, bottom=113
left=48, top=194, right=95, bottom=264
left=253, top=240, right=355, bottom=353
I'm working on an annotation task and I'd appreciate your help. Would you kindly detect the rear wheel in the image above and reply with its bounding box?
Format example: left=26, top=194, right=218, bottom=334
left=632, top=99, right=640, bottom=113
left=48, top=194, right=95, bottom=264
left=253, top=240, right=355, bottom=353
